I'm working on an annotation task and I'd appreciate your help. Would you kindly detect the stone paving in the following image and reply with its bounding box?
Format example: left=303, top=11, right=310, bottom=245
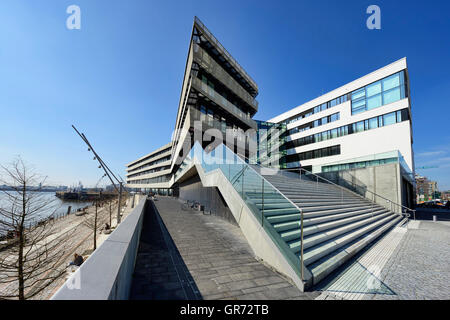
left=129, top=197, right=320, bottom=300
left=316, top=220, right=450, bottom=300
left=371, top=220, right=450, bottom=300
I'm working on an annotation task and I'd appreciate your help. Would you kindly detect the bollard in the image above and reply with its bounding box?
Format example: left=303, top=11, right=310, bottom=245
left=433, top=215, right=437, bottom=222
left=66, top=205, right=72, bottom=216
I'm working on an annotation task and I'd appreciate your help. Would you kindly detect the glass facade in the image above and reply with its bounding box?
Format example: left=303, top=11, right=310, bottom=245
left=284, top=145, right=341, bottom=167
left=285, top=108, right=409, bottom=151
left=288, top=112, right=340, bottom=135
left=283, top=95, right=349, bottom=125
left=351, top=71, right=407, bottom=115
left=250, top=120, right=288, bottom=168
left=322, top=157, right=398, bottom=172
left=127, top=174, right=171, bottom=185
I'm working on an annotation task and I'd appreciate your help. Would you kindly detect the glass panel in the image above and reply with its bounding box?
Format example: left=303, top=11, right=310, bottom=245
left=367, top=93, right=382, bottom=110
left=176, top=142, right=304, bottom=281
left=200, top=105, right=206, bottom=122
left=383, top=112, right=396, bottom=126
left=369, top=117, right=378, bottom=129
left=383, top=87, right=401, bottom=105
left=331, top=128, right=338, bottom=138
left=366, top=81, right=382, bottom=97
left=396, top=110, right=402, bottom=122
left=330, top=113, right=339, bottom=122
left=315, top=133, right=321, bottom=142
left=352, top=88, right=365, bottom=100
left=356, top=121, right=365, bottom=132
left=382, top=73, right=400, bottom=91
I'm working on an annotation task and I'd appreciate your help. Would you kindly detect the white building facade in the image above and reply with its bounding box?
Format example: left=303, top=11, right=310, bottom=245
left=269, top=58, right=414, bottom=177
left=125, top=142, right=173, bottom=194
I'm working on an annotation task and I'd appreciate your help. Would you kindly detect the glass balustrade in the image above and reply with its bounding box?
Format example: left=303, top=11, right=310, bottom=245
left=175, top=142, right=304, bottom=280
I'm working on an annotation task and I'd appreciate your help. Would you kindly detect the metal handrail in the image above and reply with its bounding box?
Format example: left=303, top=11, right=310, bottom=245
left=281, top=167, right=414, bottom=220
left=236, top=148, right=414, bottom=221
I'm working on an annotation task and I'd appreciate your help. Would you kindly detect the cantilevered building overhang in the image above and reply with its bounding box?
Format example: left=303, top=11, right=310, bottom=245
left=170, top=17, right=259, bottom=173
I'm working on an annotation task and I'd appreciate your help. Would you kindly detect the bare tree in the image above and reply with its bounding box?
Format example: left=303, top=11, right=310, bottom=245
left=83, top=200, right=100, bottom=251
left=0, top=158, right=74, bottom=300
left=107, top=198, right=117, bottom=228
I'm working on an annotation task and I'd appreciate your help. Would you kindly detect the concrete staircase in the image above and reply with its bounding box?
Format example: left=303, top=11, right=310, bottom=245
left=175, top=143, right=407, bottom=291
left=246, top=171, right=405, bottom=288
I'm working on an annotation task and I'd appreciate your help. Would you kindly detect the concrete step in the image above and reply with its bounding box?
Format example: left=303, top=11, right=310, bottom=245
left=290, top=200, right=369, bottom=208
left=261, top=207, right=300, bottom=217
left=288, top=211, right=393, bottom=252
left=272, top=207, right=387, bottom=231
left=280, top=209, right=388, bottom=242
left=265, top=205, right=376, bottom=224
left=308, top=216, right=403, bottom=285
left=301, top=214, right=398, bottom=266
left=299, top=203, right=379, bottom=215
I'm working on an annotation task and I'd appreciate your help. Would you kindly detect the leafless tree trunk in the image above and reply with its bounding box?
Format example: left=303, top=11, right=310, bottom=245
left=83, top=201, right=98, bottom=251
left=108, top=200, right=112, bottom=227
left=0, top=158, right=75, bottom=300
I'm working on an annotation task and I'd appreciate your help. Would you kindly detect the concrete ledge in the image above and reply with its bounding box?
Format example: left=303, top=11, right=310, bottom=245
left=51, top=199, right=147, bottom=300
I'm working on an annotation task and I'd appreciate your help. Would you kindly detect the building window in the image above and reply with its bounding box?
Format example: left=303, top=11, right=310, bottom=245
left=284, top=108, right=409, bottom=153
left=351, top=71, right=406, bottom=115
left=383, top=112, right=396, bottom=126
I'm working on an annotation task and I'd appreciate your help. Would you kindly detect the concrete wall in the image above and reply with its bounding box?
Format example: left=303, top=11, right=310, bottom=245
left=52, top=199, right=147, bottom=300
left=179, top=175, right=237, bottom=225
left=319, top=163, right=404, bottom=211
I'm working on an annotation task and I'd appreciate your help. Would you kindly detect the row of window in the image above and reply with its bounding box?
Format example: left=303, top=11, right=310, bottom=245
left=199, top=105, right=249, bottom=139
left=128, top=147, right=171, bottom=169
left=284, top=145, right=341, bottom=164
left=127, top=174, right=171, bottom=185
left=280, top=70, right=408, bottom=127
left=200, top=73, right=252, bottom=119
left=288, top=112, right=340, bottom=135
left=322, top=157, right=398, bottom=173
left=127, top=166, right=171, bottom=179
left=128, top=155, right=171, bottom=174
left=285, top=109, right=409, bottom=150
left=283, top=94, right=349, bottom=125
left=351, top=71, right=407, bottom=115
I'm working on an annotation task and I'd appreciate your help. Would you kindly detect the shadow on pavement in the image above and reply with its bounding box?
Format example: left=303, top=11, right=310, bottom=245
left=129, top=200, right=202, bottom=300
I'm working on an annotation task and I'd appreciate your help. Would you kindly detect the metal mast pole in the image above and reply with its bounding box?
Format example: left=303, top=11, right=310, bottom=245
left=72, top=125, right=128, bottom=226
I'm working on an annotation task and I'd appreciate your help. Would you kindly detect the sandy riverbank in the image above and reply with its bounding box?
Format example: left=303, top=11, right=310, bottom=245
left=0, top=195, right=137, bottom=300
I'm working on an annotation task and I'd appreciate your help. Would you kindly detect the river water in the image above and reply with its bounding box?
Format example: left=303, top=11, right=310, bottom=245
left=0, top=191, right=92, bottom=228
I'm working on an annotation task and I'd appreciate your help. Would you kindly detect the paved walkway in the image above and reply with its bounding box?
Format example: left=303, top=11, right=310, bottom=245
left=130, top=197, right=319, bottom=300
left=316, top=220, right=450, bottom=300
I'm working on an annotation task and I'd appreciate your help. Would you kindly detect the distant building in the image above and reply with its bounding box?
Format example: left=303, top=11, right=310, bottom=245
left=415, top=174, right=438, bottom=202
left=440, top=191, right=450, bottom=201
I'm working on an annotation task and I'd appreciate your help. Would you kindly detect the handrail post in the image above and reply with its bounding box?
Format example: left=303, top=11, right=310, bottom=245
left=372, top=193, right=374, bottom=217
left=261, top=178, right=264, bottom=226
left=242, top=165, right=244, bottom=196
left=300, top=208, right=304, bottom=282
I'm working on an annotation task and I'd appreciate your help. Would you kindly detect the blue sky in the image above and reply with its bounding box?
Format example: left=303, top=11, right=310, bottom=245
left=0, top=0, right=449, bottom=189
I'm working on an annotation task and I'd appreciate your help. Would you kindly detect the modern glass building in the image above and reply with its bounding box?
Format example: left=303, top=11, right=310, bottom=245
left=125, top=18, right=415, bottom=208
left=169, top=17, right=259, bottom=176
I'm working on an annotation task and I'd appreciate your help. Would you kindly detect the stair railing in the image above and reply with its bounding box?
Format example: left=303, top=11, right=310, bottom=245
left=280, top=167, right=414, bottom=220
left=184, top=143, right=307, bottom=283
